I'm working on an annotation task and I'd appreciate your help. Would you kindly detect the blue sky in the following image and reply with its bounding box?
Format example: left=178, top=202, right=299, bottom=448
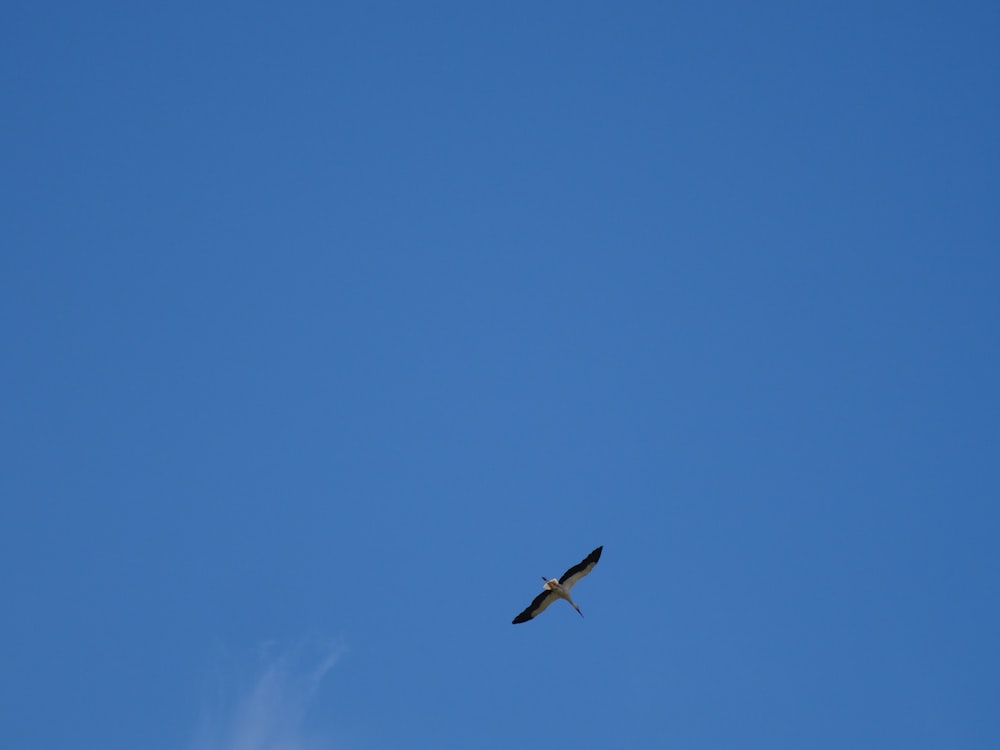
left=2, top=2, right=999, bottom=748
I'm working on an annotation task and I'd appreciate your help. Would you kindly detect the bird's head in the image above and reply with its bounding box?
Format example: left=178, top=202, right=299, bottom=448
left=542, top=577, right=559, bottom=590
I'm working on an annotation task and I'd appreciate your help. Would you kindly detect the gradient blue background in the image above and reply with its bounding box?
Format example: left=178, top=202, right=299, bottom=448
left=3, top=2, right=998, bottom=748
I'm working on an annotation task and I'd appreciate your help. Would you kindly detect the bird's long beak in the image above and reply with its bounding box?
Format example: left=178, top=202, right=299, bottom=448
left=540, top=576, right=548, bottom=582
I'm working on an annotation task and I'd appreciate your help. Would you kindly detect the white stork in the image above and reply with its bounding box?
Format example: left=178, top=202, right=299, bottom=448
left=512, top=546, right=603, bottom=624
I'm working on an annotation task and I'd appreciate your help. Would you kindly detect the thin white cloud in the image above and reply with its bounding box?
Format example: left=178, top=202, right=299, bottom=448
left=192, top=638, right=346, bottom=750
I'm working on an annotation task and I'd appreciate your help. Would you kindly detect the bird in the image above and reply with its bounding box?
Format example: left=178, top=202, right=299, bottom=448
left=512, top=546, right=603, bottom=624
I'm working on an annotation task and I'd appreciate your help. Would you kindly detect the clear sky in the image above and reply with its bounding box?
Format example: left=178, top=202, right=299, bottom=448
left=3, top=2, right=999, bottom=748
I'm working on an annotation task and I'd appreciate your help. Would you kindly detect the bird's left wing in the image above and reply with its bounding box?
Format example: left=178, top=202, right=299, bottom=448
left=559, top=546, right=603, bottom=590
left=512, top=589, right=558, bottom=624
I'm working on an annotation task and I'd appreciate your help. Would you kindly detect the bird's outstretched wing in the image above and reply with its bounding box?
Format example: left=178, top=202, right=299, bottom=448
left=559, top=546, right=603, bottom=590
left=512, top=589, right=558, bottom=624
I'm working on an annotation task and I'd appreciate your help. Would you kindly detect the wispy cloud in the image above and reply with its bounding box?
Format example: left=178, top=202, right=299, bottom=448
left=193, top=638, right=346, bottom=750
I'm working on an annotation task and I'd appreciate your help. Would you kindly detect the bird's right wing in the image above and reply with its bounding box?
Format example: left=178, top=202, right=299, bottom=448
left=512, top=589, right=558, bottom=624
left=559, top=546, right=603, bottom=590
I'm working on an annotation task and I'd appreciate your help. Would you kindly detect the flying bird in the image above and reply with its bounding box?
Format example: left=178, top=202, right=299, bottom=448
left=512, top=546, right=603, bottom=624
